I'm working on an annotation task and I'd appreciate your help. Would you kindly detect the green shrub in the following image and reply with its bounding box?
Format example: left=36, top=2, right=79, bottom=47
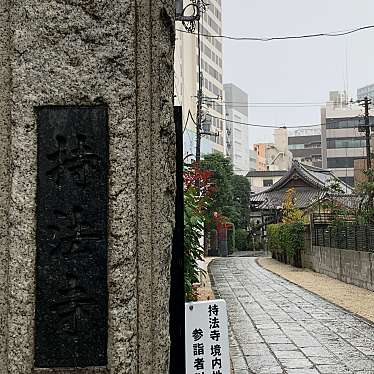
left=235, top=228, right=249, bottom=251
left=267, top=224, right=280, bottom=254
left=267, top=222, right=304, bottom=263
left=184, top=188, right=205, bottom=301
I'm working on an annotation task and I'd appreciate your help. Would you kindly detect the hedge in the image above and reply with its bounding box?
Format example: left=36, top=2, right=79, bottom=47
left=235, top=228, right=249, bottom=251
left=267, top=222, right=304, bottom=266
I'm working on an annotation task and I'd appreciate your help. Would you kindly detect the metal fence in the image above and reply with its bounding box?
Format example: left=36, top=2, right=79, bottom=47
left=313, top=223, right=374, bottom=252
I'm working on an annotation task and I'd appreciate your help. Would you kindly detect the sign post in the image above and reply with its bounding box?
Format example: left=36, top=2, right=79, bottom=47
left=185, top=300, right=230, bottom=374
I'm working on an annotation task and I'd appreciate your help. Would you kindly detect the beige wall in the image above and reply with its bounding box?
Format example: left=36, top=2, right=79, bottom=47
left=250, top=175, right=284, bottom=188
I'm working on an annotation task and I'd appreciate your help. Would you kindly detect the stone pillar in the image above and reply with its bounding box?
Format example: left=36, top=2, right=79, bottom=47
left=0, top=1, right=11, bottom=373
left=0, top=1, right=175, bottom=373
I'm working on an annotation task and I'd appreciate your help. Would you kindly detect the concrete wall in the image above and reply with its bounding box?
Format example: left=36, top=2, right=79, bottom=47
left=300, top=229, right=313, bottom=269
left=0, top=1, right=175, bottom=373
left=304, top=246, right=374, bottom=292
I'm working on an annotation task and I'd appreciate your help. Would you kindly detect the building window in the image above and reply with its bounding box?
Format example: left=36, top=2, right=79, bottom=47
left=326, top=117, right=374, bottom=129
left=326, top=137, right=366, bottom=149
left=339, top=176, right=354, bottom=187
left=263, top=179, right=273, bottom=187
left=327, top=157, right=363, bottom=168
left=288, top=144, right=305, bottom=150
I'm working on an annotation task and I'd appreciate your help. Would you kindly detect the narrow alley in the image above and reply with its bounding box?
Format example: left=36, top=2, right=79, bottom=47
left=210, top=257, right=374, bottom=374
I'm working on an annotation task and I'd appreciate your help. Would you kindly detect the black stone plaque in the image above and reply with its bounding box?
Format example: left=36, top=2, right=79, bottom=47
left=35, top=106, right=108, bottom=368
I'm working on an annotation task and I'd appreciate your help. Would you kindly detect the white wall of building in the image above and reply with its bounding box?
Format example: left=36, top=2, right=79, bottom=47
left=224, top=83, right=250, bottom=175
left=200, top=0, right=225, bottom=154
left=175, top=0, right=225, bottom=159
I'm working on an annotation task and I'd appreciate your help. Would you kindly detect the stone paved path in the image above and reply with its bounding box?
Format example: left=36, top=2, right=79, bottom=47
left=210, top=257, right=374, bottom=374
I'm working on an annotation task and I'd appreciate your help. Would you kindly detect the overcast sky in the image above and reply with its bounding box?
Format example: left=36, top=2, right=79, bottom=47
left=223, top=0, right=374, bottom=146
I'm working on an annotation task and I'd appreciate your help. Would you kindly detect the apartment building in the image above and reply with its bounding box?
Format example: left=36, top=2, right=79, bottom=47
left=321, top=91, right=374, bottom=186
left=224, top=83, right=250, bottom=175
left=174, top=0, right=225, bottom=158
left=200, top=0, right=225, bottom=154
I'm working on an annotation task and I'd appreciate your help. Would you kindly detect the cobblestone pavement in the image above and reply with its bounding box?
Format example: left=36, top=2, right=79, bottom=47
left=210, top=257, right=374, bottom=374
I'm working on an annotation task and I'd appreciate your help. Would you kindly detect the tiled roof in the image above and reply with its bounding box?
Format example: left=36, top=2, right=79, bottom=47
left=252, top=188, right=320, bottom=210
left=250, top=161, right=354, bottom=210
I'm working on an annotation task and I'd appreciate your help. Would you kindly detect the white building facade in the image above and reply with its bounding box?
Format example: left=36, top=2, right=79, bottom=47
left=174, top=0, right=225, bottom=159
left=200, top=0, right=225, bottom=154
left=224, top=83, right=250, bottom=175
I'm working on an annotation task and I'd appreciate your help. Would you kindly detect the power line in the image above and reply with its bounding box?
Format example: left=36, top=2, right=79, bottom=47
left=198, top=96, right=329, bottom=104
left=208, top=114, right=320, bottom=128
left=177, top=24, right=374, bottom=42
left=205, top=114, right=368, bottom=129
left=206, top=103, right=326, bottom=108
left=183, top=110, right=194, bottom=133
left=203, top=100, right=327, bottom=105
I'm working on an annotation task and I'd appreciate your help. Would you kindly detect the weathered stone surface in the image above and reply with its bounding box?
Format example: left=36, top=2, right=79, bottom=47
left=0, top=1, right=11, bottom=373
left=1, top=0, right=175, bottom=373
left=33, top=369, right=108, bottom=374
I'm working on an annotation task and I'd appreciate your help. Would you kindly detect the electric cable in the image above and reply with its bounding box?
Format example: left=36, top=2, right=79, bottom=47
left=183, top=110, right=192, bottom=134
left=207, top=104, right=327, bottom=108
left=206, top=114, right=366, bottom=129
left=177, top=24, right=374, bottom=42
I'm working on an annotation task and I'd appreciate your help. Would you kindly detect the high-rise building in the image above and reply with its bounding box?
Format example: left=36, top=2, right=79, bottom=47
left=174, top=25, right=198, bottom=159
left=358, top=83, right=374, bottom=101
left=174, top=0, right=225, bottom=160
left=224, top=83, right=250, bottom=175
left=288, top=128, right=322, bottom=167
left=321, top=91, right=374, bottom=186
left=200, top=0, right=225, bottom=154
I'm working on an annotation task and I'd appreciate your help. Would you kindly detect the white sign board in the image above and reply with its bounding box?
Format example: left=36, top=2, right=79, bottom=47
left=185, top=299, right=230, bottom=374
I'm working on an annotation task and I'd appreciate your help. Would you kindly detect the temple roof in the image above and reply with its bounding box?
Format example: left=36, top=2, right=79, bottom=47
left=251, top=161, right=353, bottom=210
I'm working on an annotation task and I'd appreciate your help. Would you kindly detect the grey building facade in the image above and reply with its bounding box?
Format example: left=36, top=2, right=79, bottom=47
left=321, top=92, right=374, bottom=187
left=358, top=83, right=374, bottom=101
left=288, top=134, right=322, bottom=167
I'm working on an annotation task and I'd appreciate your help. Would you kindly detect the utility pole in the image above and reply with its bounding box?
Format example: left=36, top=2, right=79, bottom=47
left=364, top=96, right=372, bottom=170
left=358, top=96, right=373, bottom=211
left=195, top=15, right=203, bottom=163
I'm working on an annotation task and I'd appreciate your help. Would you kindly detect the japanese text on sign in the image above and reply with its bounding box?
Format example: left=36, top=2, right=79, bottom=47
left=185, top=299, right=230, bottom=374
